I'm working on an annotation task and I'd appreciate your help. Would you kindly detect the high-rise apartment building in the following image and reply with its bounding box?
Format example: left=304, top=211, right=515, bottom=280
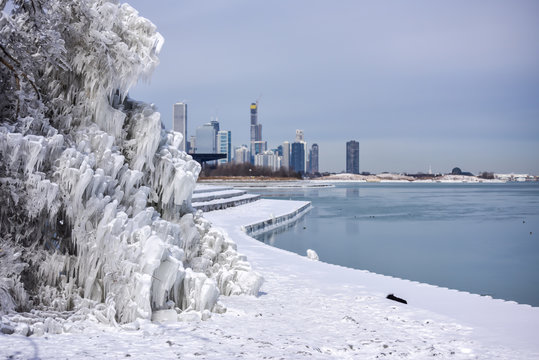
left=346, top=140, right=360, bottom=174
left=234, top=146, right=250, bottom=164
left=310, top=143, right=319, bottom=174
left=282, top=141, right=290, bottom=170
left=291, top=142, right=305, bottom=175
left=249, top=102, right=263, bottom=164
left=254, top=150, right=281, bottom=171
left=217, top=130, right=231, bottom=164
left=294, top=129, right=307, bottom=173
left=173, top=102, right=187, bottom=151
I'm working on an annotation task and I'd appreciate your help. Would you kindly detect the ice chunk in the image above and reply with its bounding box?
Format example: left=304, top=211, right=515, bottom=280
left=307, top=249, right=319, bottom=261
left=151, top=309, right=178, bottom=323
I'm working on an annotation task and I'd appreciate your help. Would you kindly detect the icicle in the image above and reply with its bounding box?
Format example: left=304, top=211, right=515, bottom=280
left=0, top=0, right=263, bottom=329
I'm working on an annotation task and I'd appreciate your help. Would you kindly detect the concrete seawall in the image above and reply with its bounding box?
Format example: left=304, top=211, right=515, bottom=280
left=241, top=202, right=312, bottom=236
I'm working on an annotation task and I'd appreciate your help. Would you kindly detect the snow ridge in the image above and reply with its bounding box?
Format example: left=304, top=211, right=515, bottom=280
left=0, top=0, right=262, bottom=333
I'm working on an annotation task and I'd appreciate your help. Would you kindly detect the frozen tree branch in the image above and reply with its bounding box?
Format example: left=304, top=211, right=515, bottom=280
left=0, top=44, right=41, bottom=101
left=0, top=0, right=263, bottom=328
left=0, top=55, right=21, bottom=117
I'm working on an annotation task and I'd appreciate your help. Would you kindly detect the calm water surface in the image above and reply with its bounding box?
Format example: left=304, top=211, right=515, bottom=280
left=249, top=183, right=539, bottom=306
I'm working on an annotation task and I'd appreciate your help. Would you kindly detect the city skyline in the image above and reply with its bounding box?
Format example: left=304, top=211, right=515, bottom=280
left=127, top=1, right=539, bottom=174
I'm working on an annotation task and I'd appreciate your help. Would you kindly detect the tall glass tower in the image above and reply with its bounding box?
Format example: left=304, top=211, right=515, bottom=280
left=196, top=123, right=216, bottom=153
left=173, top=102, right=187, bottom=151
left=346, top=140, right=360, bottom=174
left=291, top=142, right=305, bottom=175
left=310, top=143, right=319, bottom=173
left=217, top=130, right=231, bottom=164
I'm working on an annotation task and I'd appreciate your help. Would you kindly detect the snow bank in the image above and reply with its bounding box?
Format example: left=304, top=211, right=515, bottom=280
left=0, top=0, right=262, bottom=333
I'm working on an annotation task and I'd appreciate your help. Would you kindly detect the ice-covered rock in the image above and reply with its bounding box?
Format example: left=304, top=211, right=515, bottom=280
left=306, top=249, right=319, bottom=261
left=0, top=0, right=262, bottom=332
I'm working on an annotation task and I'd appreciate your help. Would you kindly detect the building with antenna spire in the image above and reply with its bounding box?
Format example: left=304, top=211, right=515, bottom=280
left=250, top=101, right=266, bottom=164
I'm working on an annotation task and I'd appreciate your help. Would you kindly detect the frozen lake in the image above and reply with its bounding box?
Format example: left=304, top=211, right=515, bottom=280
left=249, top=182, right=539, bottom=306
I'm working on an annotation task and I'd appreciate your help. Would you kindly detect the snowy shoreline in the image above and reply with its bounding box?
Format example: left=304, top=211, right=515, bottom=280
left=240, top=200, right=312, bottom=236
left=205, top=199, right=539, bottom=357
left=2, top=198, right=539, bottom=358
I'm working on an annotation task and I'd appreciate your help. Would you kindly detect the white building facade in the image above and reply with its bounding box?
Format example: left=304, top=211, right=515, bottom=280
left=254, top=150, right=281, bottom=171
left=282, top=141, right=290, bottom=170
left=217, top=130, right=231, bottom=164
left=234, top=146, right=250, bottom=164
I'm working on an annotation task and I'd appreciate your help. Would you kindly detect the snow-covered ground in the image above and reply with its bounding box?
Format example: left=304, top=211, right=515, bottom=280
left=2, top=198, right=538, bottom=359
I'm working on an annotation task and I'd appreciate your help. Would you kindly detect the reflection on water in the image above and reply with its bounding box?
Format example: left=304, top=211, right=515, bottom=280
left=345, top=219, right=359, bottom=236
left=250, top=182, right=539, bottom=306
left=257, top=216, right=307, bottom=246
left=346, top=187, right=360, bottom=198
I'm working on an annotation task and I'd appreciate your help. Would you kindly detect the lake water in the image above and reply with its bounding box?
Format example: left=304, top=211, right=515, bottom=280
left=249, top=182, right=539, bottom=307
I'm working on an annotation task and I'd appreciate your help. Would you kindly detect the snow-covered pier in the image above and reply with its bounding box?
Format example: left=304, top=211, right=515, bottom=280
left=192, top=188, right=261, bottom=212
left=192, top=184, right=311, bottom=235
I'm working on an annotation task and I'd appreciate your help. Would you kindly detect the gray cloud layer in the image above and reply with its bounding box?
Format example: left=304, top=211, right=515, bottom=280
left=127, top=0, right=539, bottom=174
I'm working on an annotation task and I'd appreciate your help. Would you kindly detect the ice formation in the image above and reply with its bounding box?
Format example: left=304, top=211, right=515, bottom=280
left=0, top=0, right=262, bottom=333
left=306, top=249, right=319, bottom=261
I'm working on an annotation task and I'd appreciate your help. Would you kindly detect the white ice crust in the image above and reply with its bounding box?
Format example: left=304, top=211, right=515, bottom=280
left=0, top=0, right=262, bottom=332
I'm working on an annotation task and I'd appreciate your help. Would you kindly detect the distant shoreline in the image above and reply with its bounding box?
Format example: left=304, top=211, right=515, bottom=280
left=198, top=173, right=538, bottom=184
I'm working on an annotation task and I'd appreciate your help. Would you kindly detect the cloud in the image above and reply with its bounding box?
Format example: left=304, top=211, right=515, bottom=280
left=127, top=0, right=539, bottom=173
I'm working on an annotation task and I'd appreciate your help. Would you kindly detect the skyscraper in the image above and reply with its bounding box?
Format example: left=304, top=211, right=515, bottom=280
left=282, top=141, right=290, bottom=170
left=291, top=142, right=305, bottom=175
left=346, top=140, right=360, bottom=174
left=173, top=102, right=187, bottom=151
left=210, top=119, right=220, bottom=153
left=217, top=130, right=231, bottom=164
left=249, top=102, right=263, bottom=164
left=295, top=129, right=307, bottom=173
left=196, top=123, right=216, bottom=153
left=253, top=140, right=267, bottom=156
left=310, top=143, right=319, bottom=174
left=210, top=119, right=220, bottom=134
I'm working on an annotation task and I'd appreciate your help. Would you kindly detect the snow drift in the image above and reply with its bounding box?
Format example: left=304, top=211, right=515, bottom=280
left=0, top=0, right=262, bottom=332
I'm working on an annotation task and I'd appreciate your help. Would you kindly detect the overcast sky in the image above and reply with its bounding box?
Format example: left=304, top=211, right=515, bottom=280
left=126, top=0, right=539, bottom=174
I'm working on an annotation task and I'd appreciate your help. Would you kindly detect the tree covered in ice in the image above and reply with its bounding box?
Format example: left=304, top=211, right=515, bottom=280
left=0, top=0, right=262, bottom=330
